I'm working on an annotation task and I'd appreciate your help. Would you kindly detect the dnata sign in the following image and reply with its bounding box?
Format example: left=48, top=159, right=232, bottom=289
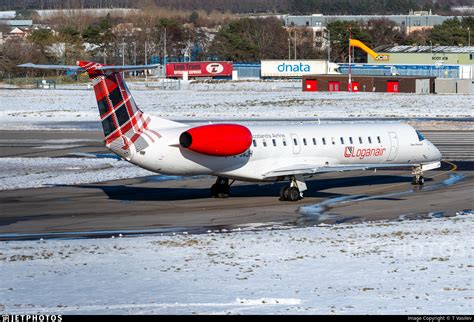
left=261, top=60, right=328, bottom=77
left=277, top=62, right=311, bottom=73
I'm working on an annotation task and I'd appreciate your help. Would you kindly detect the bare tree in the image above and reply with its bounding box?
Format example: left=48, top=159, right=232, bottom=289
left=366, top=18, right=405, bottom=48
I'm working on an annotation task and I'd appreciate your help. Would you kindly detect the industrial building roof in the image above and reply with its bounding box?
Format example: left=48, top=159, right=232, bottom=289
left=374, top=45, right=474, bottom=53
left=285, top=14, right=453, bottom=28
left=0, top=11, right=16, bottom=19
left=2, top=20, right=33, bottom=27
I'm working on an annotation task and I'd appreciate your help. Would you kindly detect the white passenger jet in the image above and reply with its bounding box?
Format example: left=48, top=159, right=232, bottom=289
left=19, top=61, right=442, bottom=201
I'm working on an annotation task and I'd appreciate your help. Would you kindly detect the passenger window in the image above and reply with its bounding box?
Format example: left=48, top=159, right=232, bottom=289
left=377, top=136, right=381, bottom=143
left=312, top=138, right=316, bottom=145
left=303, top=138, right=307, bottom=145
left=263, top=140, right=267, bottom=147
left=283, top=140, right=287, bottom=146
left=340, top=137, right=344, bottom=144
left=293, top=138, right=298, bottom=146
left=359, top=137, right=363, bottom=144
left=272, top=139, right=277, bottom=146
left=322, top=138, right=326, bottom=145
left=349, top=137, right=353, bottom=144
left=253, top=140, right=257, bottom=147
left=368, top=137, right=372, bottom=144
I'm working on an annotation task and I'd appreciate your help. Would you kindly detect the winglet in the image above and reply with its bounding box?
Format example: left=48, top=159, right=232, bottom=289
left=77, top=61, right=104, bottom=78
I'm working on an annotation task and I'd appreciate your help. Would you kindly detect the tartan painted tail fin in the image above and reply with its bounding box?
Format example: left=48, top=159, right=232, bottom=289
left=18, top=60, right=185, bottom=160
left=78, top=61, right=160, bottom=159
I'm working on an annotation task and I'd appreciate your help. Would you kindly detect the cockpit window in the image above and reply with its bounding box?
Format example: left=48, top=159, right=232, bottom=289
left=416, top=130, right=426, bottom=142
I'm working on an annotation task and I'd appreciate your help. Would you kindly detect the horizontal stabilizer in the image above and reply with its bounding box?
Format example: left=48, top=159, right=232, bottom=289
left=18, top=63, right=160, bottom=72
left=18, top=63, right=83, bottom=71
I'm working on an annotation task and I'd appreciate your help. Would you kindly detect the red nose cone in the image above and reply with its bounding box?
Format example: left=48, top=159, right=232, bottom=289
left=180, top=124, right=252, bottom=157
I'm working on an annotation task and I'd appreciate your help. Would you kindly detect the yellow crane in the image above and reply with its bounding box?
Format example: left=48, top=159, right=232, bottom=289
left=349, top=39, right=389, bottom=61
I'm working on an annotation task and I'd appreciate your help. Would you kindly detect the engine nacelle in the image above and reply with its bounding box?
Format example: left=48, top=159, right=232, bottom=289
left=179, top=124, right=252, bottom=157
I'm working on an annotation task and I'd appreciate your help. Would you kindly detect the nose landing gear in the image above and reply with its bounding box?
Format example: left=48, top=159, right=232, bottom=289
left=412, top=165, right=425, bottom=185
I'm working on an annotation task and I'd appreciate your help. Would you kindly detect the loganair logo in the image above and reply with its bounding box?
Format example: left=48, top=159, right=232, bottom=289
left=206, top=63, right=224, bottom=74
left=344, top=146, right=386, bottom=160
left=277, top=62, right=311, bottom=73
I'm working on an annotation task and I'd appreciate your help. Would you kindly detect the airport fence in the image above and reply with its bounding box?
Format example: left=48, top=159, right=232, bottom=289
left=1, top=74, right=90, bottom=88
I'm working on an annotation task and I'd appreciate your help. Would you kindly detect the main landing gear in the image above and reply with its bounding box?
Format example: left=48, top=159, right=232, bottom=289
left=279, top=175, right=307, bottom=202
left=211, top=177, right=232, bottom=198
left=412, top=165, right=425, bottom=185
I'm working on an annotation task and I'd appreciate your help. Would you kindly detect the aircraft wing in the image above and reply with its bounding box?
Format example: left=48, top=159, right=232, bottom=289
left=262, top=163, right=415, bottom=179
left=17, top=63, right=160, bottom=72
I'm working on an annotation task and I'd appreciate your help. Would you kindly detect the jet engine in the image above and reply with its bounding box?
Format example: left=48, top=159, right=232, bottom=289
left=179, top=124, right=252, bottom=157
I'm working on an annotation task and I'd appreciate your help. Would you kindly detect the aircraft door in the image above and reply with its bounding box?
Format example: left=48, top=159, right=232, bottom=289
left=290, top=133, right=301, bottom=154
left=387, top=132, right=399, bottom=161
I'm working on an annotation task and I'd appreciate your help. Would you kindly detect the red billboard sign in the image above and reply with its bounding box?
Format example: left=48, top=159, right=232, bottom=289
left=166, top=62, right=233, bottom=78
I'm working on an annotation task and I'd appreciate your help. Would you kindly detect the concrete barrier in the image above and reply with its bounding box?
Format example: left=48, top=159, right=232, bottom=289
left=457, top=79, right=474, bottom=94
left=435, top=78, right=474, bottom=94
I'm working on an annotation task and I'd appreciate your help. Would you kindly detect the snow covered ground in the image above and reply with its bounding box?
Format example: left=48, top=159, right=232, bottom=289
left=0, top=156, right=155, bottom=191
left=0, top=213, right=472, bottom=314
left=1, top=80, right=472, bottom=315
left=1, top=81, right=472, bottom=130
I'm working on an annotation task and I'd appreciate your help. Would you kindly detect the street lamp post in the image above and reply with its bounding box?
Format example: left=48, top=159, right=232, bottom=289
left=468, top=27, right=471, bottom=47
left=288, top=37, right=291, bottom=60
left=327, top=28, right=331, bottom=63
left=164, top=27, right=167, bottom=64
left=348, top=27, right=352, bottom=92
left=144, top=41, right=148, bottom=82
left=294, top=29, right=297, bottom=60
left=122, top=38, right=125, bottom=79
left=122, top=38, right=125, bottom=66
left=133, top=42, right=136, bottom=65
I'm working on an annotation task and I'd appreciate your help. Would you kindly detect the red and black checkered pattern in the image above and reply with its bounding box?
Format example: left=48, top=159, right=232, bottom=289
left=78, top=61, right=160, bottom=152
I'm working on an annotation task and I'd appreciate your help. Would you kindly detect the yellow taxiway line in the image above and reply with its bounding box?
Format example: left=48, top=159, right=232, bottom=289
left=360, top=160, right=457, bottom=195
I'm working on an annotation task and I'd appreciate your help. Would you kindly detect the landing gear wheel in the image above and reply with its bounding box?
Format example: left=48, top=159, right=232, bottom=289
left=279, top=186, right=287, bottom=201
left=211, top=184, right=219, bottom=197
left=210, top=177, right=231, bottom=198
left=288, top=187, right=300, bottom=202
left=284, top=187, right=291, bottom=201
left=279, top=175, right=306, bottom=201
left=418, top=176, right=424, bottom=185
left=217, top=184, right=230, bottom=198
left=412, top=175, right=425, bottom=186
left=279, top=187, right=295, bottom=201
left=412, top=165, right=425, bottom=186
